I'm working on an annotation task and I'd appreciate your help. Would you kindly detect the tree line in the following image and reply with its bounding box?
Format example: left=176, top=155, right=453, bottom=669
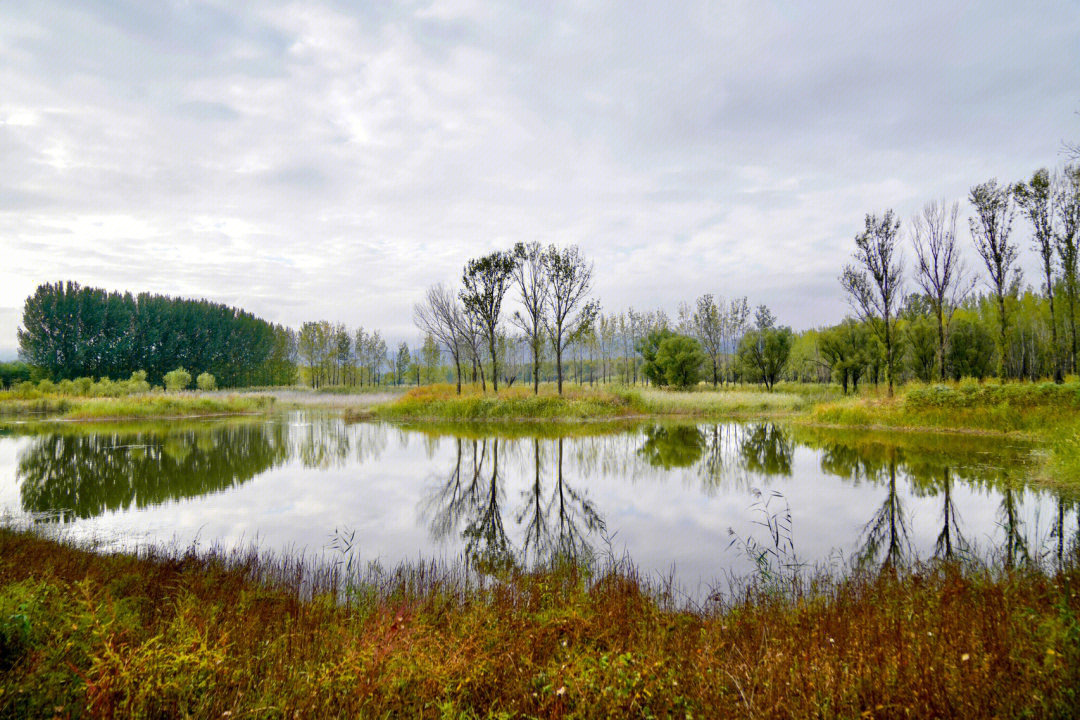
left=15, top=152, right=1080, bottom=394
left=17, top=281, right=296, bottom=387
left=836, top=164, right=1080, bottom=395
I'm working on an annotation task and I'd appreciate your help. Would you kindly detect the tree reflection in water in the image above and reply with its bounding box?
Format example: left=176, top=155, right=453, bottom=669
left=18, top=421, right=291, bottom=519
left=637, top=425, right=705, bottom=470
left=737, top=423, right=794, bottom=476
left=422, top=436, right=604, bottom=569
left=10, top=416, right=1080, bottom=576
left=856, top=457, right=910, bottom=570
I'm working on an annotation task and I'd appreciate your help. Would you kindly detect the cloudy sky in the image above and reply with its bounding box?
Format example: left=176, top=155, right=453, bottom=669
left=1, top=1, right=1078, bottom=356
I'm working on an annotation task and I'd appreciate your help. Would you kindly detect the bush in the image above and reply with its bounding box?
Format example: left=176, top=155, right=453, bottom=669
left=196, top=372, right=217, bottom=391
left=163, top=367, right=193, bottom=392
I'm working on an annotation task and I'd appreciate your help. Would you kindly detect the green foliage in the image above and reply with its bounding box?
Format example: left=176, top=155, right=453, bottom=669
left=903, top=314, right=938, bottom=382
left=737, top=326, right=794, bottom=391
left=653, top=335, right=706, bottom=389
left=163, top=367, right=193, bottom=392
left=17, top=281, right=295, bottom=387
left=636, top=328, right=676, bottom=386
left=0, top=371, right=151, bottom=403
left=947, top=318, right=996, bottom=380
left=195, top=372, right=216, bottom=391
left=819, top=320, right=873, bottom=393
left=0, top=361, right=36, bottom=389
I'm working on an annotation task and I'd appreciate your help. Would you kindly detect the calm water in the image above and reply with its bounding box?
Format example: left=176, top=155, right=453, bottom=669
left=0, top=413, right=1075, bottom=593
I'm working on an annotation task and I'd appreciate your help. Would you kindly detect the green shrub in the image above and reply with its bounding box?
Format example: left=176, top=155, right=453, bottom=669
left=163, top=368, right=193, bottom=392
left=195, top=372, right=216, bottom=391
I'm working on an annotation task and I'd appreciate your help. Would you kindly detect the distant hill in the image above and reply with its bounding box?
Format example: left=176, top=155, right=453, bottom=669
left=0, top=349, right=20, bottom=362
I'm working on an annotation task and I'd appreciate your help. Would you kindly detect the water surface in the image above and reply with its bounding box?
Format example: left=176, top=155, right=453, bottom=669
left=1, top=414, right=1075, bottom=595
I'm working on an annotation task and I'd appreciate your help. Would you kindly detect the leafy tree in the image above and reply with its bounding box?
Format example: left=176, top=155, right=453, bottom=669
left=903, top=315, right=938, bottom=382
left=737, top=325, right=794, bottom=391
left=1014, top=169, right=1061, bottom=380
left=543, top=245, right=599, bottom=394
left=395, top=342, right=411, bottom=386
left=298, top=321, right=329, bottom=388
left=754, top=304, right=776, bottom=330
left=969, top=179, right=1019, bottom=375
left=689, top=294, right=725, bottom=387
left=1054, top=166, right=1080, bottom=373
left=841, top=210, right=904, bottom=395
left=654, top=335, right=706, bottom=389
left=511, top=241, right=550, bottom=394
left=946, top=318, right=995, bottom=380
left=819, top=319, right=871, bottom=393
left=196, top=372, right=216, bottom=391
left=636, top=327, right=677, bottom=386
left=0, top=361, right=34, bottom=389
left=163, top=367, right=192, bottom=392
left=421, top=334, right=441, bottom=384
left=461, top=251, right=517, bottom=392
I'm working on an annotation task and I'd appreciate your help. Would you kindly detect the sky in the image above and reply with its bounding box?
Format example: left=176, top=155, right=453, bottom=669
left=2, top=1, right=1079, bottom=357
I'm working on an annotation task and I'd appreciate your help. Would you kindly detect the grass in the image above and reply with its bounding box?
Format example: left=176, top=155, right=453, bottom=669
left=0, top=393, right=273, bottom=421
left=1, top=527, right=1078, bottom=718
left=369, top=383, right=832, bottom=423
left=809, top=379, right=1080, bottom=434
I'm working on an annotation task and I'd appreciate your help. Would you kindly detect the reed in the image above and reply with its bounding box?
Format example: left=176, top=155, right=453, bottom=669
left=1, top=527, right=1077, bottom=718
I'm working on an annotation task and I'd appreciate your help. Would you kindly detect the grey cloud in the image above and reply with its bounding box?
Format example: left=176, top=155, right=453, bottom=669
left=0, top=0, right=1077, bottom=351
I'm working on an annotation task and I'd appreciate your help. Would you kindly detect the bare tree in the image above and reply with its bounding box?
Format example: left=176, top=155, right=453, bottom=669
left=910, top=200, right=974, bottom=381
left=510, top=242, right=550, bottom=394
left=691, top=294, right=724, bottom=387
left=1055, top=166, right=1080, bottom=372
left=1014, top=170, right=1062, bottom=381
left=414, top=283, right=466, bottom=394
left=969, top=179, right=1019, bottom=375
left=841, top=210, right=904, bottom=396
left=461, top=251, right=516, bottom=392
left=543, top=245, right=599, bottom=394
left=721, top=297, right=750, bottom=384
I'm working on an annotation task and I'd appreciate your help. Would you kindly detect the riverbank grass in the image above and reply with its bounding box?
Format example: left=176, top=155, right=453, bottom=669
left=809, top=379, right=1080, bottom=434
left=0, top=393, right=272, bottom=421
left=369, top=383, right=824, bottom=422
left=1, top=528, right=1078, bottom=718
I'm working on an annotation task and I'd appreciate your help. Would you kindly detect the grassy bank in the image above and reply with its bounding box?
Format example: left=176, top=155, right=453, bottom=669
left=0, top=393, right=273, bottom=421
left=1, top=528, right=1078, bottom=718
left=809, top=380, right=1080, bottom=434
left=368, top=383, right=828, bottom=423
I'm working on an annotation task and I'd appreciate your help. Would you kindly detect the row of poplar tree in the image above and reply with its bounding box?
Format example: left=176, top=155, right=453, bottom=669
left=17, top=282, right=295, bottom=386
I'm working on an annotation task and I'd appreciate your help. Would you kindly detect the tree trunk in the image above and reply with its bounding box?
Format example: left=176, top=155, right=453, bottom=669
left=556, top=343, right=564, bottom=394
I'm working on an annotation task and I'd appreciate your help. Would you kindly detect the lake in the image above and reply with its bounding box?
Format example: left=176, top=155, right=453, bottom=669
left=1, top=413, right=1074, bottom=597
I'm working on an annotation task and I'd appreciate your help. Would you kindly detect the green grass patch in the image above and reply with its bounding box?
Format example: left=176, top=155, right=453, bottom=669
left=58, top=394, right=272, bottom=420
left=371, top=383, right=829, bottom=423
left=0, top=393, right=274, bottom=421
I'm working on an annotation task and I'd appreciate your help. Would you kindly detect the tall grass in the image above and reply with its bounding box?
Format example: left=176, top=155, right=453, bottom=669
left=810, top=379, right=1080, bottom=434
left=0, top=394, right=272, bottom=421
left=60, top=394, right=272, bottom=420
left=372, top=383, right=826, bottom=422
left=1, top=528, right=1077, bottom=718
